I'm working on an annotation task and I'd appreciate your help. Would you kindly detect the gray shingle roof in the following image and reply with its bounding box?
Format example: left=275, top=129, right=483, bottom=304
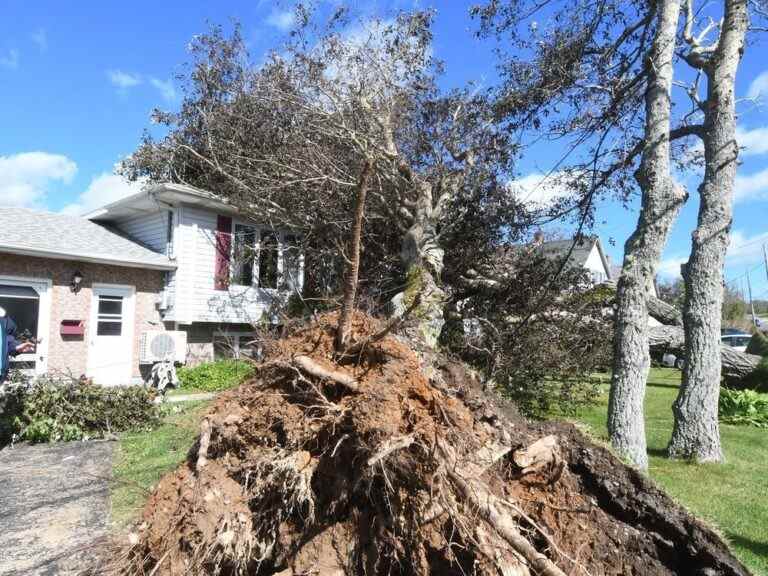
left=0, top=206, right=175, bottom=270
left=537, top=237, right=598, bottom=268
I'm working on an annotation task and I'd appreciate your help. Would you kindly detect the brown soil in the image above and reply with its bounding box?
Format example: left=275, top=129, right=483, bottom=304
left=105, top=312, right=750, bottom=576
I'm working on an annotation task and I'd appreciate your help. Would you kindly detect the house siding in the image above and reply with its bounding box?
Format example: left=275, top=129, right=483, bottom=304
left=175, top=205, right=274, bottom=325
left=0, top=253, right=165, bottom=382
left=584, top=244, right=609, bottom=282
left=114, top=211, right=169, bottom=255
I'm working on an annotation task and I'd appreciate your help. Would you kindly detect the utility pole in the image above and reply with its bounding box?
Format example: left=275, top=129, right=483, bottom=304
left=763, top=243, right=768, bottom=283
left=746, top=268, right=757, bottom=327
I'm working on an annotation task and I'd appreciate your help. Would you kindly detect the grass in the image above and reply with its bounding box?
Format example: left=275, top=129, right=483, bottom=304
left=573, top=368, right=768, bottom=575
left=111, top=401, right=210, bottom=527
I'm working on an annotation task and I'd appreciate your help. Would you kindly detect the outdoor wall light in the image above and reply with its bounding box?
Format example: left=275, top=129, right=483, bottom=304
left=71, top=270, right=84, bottom=293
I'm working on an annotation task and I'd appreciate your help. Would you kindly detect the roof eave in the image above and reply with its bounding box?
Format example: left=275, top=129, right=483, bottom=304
left=85, top=182, right=238, bottom=221
left=0, top=245, right=176, bottom=271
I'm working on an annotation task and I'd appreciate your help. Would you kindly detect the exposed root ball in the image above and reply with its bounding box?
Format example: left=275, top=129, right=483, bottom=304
left=106, top=312, right=749, bottom=576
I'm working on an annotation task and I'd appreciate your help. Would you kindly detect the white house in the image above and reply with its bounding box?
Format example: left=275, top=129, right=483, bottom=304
left=85, top=183, right=304, bottom=365
left=0, top=183, right=303, bottom=384
left=534, top=236, right=613, bottom=284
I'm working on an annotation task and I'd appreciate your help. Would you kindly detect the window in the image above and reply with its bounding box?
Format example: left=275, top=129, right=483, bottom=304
left=96, top=295, right=123, bottom=336
left=0, top=284, right=39, bottom=341
left=230, top=224, right=301, bottom=290
left=282, top=234, right=301, bottom=291
left=259, top=231, right=279, bottom=289
left=214, top=331, right=260, bottom=360
left=166, top=211, right=174, bottom=256
left=232, top=224, right=256, bottom=286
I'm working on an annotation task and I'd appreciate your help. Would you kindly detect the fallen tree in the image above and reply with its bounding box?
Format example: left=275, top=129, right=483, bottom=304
left=648, top=324, right=762, bottom=383
left=95, top=312, right=749, bottom=576
left=603, top=281, right=764, bottom=386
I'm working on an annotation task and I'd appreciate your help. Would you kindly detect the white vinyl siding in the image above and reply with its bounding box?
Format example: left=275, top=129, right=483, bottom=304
left=584, top=244, right=609, bottom=284
left=114, top=211, right=169, bottom=255
left=173, top=205, right=300, bottom=325
left=97, top=203, right=302, bottom=326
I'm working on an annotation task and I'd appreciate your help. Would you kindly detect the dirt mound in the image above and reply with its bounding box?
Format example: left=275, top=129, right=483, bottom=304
left=108, top=313, right=749, bottom=576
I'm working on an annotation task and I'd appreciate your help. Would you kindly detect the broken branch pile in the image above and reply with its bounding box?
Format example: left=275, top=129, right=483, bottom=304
left=104, top=312, right=749, bottom=576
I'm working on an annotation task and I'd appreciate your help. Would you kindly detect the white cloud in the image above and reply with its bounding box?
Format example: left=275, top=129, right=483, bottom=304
left=0, top=48, right=19, bottom=69
left=0, top=152, right=77, bottom=208
left=734, top=166, right=768, bottom=203
left=747, top=70, right=768, bottom=101
left=31, top=28, right=47, bottom=53
left=508, top=172, right=571, bottom=207
left=60, top=172, right=145, bottom=216
left=657, top=256, right=687, bottom=279
left=727, top=229, right=768, bottom=266
left=149, top=77, right=177, bottom=102
left=267, top=8, right=296, bottom=31
left=656, top=230, right=768, bottom=281
left=107, top=69, right=142, bottom=90
left=736, top=125, right=768, bottom=156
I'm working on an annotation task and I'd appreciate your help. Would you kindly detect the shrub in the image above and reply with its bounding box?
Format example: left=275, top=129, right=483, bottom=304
left=4, top=377, right=160, bottom=444
left=719, top=387, right=768, bottom=428
left=177, top=360, right=255, bottom=392
left=746, top=331, right=768, bottom=357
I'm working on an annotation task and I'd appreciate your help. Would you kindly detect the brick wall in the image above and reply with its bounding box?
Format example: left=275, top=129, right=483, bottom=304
left=0, top=253, right=166, bottom=381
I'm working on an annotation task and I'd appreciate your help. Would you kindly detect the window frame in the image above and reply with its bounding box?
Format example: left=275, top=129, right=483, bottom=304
left=0, top=274, right=52, bottom=376
left=229, top=221, right=300, bottom=292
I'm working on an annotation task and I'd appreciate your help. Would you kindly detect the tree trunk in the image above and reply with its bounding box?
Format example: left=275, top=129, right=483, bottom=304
left=669, top=0, right=748, bottom=462
left=608, top=0, right=685, bottom=470
left=648, top=324, right=761, bottom=382
left=393, top=182, right=446, bottom=349
left=647, top=294, right=683, bottom=326
left=335, top=159, right=373, bottom=351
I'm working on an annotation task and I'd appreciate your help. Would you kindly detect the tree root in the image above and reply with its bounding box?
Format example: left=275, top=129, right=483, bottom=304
left=340, top=291, right=425, bottom=360
left=292, top=355, right=359, bottom=391
left=437, top=438, right=567, bottom=576
left=366, top=434, right=415, bottom=467
left=197, top=417, right=212, bottom=473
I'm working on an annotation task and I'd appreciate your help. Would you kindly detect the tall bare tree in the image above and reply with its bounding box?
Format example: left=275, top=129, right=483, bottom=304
left=608, top=0, right=687, bottom=470
left=668, top=0, right=749, bottom=462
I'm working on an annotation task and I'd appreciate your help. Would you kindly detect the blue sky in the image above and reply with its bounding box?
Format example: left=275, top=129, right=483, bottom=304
left=1, top=1, right=767, bottom=298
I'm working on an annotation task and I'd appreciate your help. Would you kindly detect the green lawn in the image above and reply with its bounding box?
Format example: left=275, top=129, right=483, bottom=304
left=111, top=401, right=210, bottom=527
left=574, top=368, right=768, bottom=575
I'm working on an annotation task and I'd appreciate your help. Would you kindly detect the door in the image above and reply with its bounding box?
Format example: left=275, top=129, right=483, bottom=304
left=0, top=277, right=51, bottom=376
left=88, top=285, right=135, bottom=386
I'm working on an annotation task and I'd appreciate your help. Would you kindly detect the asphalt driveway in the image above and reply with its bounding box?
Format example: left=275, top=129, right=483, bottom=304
left=0, top=441, right=114, bottom=576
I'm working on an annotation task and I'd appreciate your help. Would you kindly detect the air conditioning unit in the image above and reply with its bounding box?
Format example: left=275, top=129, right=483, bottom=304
left=139, top=330, right=188, bottom=365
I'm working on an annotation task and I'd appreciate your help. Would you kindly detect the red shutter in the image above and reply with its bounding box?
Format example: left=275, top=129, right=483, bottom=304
left=214, top=215, right=232, bottom=290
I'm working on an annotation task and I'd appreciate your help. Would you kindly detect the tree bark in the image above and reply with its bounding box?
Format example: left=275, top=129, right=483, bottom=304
left=608, top=0, right=685, bottom=470
left=336, top=159, right=373, bottom=351
left=669, top=0, right=748, bottom=462
left=647, top=294, right=683, bottom=326
left=393, top=181, right=446, bottom=349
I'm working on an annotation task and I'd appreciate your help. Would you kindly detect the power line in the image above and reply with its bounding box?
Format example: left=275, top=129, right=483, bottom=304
left=725, top=262, right=764, bottom=287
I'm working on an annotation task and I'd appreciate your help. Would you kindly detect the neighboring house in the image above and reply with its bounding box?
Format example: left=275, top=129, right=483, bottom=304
left=536, top=235, right=663, bottom=326
left=85, top=182, right=303, bottom=366
left=534, top=235, right=613, bottom=284
left=0, top=207, right=174, bottom=385
left=0, top=183, right=304, bottom=385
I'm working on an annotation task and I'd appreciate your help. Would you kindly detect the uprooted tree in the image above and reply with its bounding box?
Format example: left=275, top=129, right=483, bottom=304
left=122, top=9, right=518, bottom=349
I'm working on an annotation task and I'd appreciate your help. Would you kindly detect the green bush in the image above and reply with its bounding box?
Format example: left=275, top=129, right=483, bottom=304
left=746, top=331, right=768, bottom=357
left=3, top=377, right=160, bottom=444
left=719, top=387, right=768, bottom=428
left=177, top=359, right=254, bottom=392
